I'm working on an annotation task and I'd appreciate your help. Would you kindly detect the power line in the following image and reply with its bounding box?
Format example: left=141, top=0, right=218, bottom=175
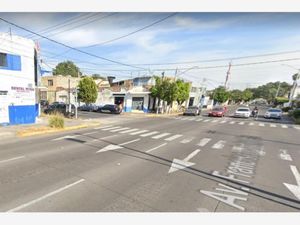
left=82, top=12, right=178, bottom=48
left=0, top=17, right=147, bottom=70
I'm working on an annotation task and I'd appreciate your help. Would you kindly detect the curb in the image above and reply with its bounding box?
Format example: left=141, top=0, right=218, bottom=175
left=17, top=123, right=101, bottom=137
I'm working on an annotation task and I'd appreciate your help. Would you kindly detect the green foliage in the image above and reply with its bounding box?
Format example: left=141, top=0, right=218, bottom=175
left=282, top=106, right=292, bottom=112
left=78, top=77, right=98, bottom=104
left=274, top=97, right=289, bottom=105
left=229, top=89, right=243, bottom=102
left=212, top=86, right=230, bottom=103
left=176, top=79, right=191, bottom=105
left=293, top=109, right=300, bottom=118
left=292, top=73, right=299, bottom=81
left=91, top=74, right=106, bottom=80
left=53, top=61, right=81, bottom=77
left=48, top=114, right=64, bottom=128
left=242, top=89, right=253, bottom=102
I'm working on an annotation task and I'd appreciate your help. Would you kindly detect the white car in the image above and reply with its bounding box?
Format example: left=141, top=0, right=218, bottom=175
left=234, top=107, right=251, bottom=118
left=264, top=108, right=282, bottom=119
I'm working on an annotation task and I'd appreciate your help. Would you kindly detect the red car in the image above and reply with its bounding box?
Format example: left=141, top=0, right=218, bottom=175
left=208, top=107, right=226, bottom=117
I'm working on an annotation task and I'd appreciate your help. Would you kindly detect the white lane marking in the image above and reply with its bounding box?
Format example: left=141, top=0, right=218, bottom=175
left=52, top=135, right=79, bottom=141
left=188, top=117, right=196, bottom=121
left=238, top=122, right=245, bottom=125
left=229, top=121, right=235, bottom=124
left=96, top=138, right=141, bottom=153
left=279, top=149, right=293, bottom=161
left=197, top=138, right=211, bottom=147
left=281, top=124, right=288, bottom=129
left=168, top=149, right=201, bottom=173
left=152, top=133, right=171, bottom=139
left=94, top=125, right=113, bottom=130
left=102, top=126, right=121, bottom=131
left=203, top=119, right=211, bottom=122
left=82, top=131, right=97, bottom=135
left=259, top=123, right=265, bottom=127
left=196, top=118, right=203, bottom=122
left=129, top=130, right=149, bottom=135
left=283, top=165, right=300, bottom=200
left=294, top=125, right=300, bottom=130
left=248, top=122, right=254, bottom=126
left=110, top=127, right=130, bottom=132
left=181, top=117, right=189, bottom=120
left=212, top=140, right=226, bottom=149
left=180, top=137, right=194, bottom=144
left=7, top=179, right=85, bottom=212
left=164, top=134, right=183, bottom=141
left=146, top=143, right=167, bottom=153
left=0, top=156, right=25, bottom=164
left=220, top=120, right=227, bottom=124
left=211, top=119, right=219, bottom=123
left=140, top=131, right=159, bottom=137
left=119, top=128, right=139, bottom=134
left=270, top=124, right=277, bottom=128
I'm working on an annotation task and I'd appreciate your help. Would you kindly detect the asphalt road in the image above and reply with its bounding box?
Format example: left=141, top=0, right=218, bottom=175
left=1, top=105, right=300, bottom=212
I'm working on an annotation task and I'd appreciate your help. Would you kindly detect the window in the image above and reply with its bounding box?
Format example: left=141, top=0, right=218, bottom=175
left=0, top=53, right=7, bottom=67
left=48, top=80, right=53, bottom=86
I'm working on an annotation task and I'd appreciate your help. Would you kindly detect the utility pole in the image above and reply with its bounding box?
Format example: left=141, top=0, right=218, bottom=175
left=289, top=70, right=300, bottom=106
left=224, top=61, right=232, bottom=89
left=68, top=78, right=71, bottom=114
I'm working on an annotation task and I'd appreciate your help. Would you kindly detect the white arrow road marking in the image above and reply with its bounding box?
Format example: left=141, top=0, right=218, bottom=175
left=146, top=143, right=167, bottom=153
left=270, top=124, right=277, bottom=128
left=129, top=130, right=149, bottom=135
left=119, top=128, right=139, bottom=134
left=168, top=149, right=201, bottom=173
left=212, top=140, right=226, bottom=149
left=0, top=156, right=25, bottom=164
left=52, top=135, right=79, bottom=141
left=279, top=149, right=293, bottom=161
left=109, top=127, right=130, bottom=132
left=197, top=138, right=211, bottom=147
left=180, top=137, right=194, bottom=144
left=140, top=131, right=159, bottom=137
left=284, top=165, right=300, bottom=200
left=96, top=138, right=140, bottom=153
left=164, top=134, right=183, bottom=141
left=152, top=133, right=170, bottom=139
left=281, top=124, right=288, bottom=129
left=7, top=179, right=85, bottom=212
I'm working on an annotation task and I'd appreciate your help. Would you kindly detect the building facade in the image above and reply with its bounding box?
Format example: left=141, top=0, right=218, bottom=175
left=0, top=33, right=39, bottom=125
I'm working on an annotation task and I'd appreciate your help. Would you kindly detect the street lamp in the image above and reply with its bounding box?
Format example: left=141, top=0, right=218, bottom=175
left=281, top=64, right=300, bottom=106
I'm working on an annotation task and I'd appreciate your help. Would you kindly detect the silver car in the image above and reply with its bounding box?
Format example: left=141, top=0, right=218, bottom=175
left=264, top=108, right=282, bottom=119
left=234, top=107, right=251, bottom=118
left=183, top=106, right=201, bottom=116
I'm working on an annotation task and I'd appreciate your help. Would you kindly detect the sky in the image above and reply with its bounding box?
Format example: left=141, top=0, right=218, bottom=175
left=1, top=12, right=300, bottom=90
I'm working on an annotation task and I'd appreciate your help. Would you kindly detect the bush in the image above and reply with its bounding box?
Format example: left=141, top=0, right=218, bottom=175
left=282, top=106, right=292, bottom=112
left=295, top=118, right=300, bottom=125
left=293, top=109, right=300, bottom=119
left=48, top=114, right=64, bottom=128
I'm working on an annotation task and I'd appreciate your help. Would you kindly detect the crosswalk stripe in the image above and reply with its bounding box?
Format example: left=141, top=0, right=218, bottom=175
left=238, top=122, right=245, bottom=125
left=203, top=119, right=211, bottom=122
left=119, top=128, right=139, bottom=134
left=249, top=122, right=254, bottom=126
left=94, top=125, right=113, bottom=130
left=270, top=124, right=277, bottom=128
left=129, top=130, right=149, bottom=135
left=220, top=120, right=227, bottom=124
left=197, top=138, right=211, bottom=147
left=229, top=121, right=235, bottom=124
left=110, top=127, right=130, bottom=132
left=165, top=134, right=183, bottom=141
left=259, top=123, right=265, bottom=127
left=294, top=125, right=300, bottom=130
left=152, top=133, right=171, bottom=139
left=180, top=137, right=194, bottom=144
left=140, top=131, right=159, bottom=137
left=102, top=126, right=121, bottom=131
left=181, top=117, right=189, bottom=120
left=281, top=124, right=288, bottom=128
left=212, top=119, right=218, bottom=123
left=212, top=140, right=226, bottom=149
left=188, top=117, right=196, bottom=121
left=196, top=118, right=203, bottom=122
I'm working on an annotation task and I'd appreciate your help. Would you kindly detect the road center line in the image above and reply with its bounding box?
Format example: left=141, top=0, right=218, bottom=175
left=7, top=179, right=85, bottom=212
left=0, top=156, right=25, bottom=164
left=146, top=143, right=167, bottom=153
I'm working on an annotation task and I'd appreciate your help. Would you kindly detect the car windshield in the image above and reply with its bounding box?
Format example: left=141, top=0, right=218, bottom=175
left=237, top=108, right=249, bottom=112
left=268, top=109, right=281, bottom=112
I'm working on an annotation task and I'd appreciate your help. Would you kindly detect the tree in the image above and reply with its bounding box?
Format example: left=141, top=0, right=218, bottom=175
left=229, top=89, right=243, bottom=103
left=91, top=74, right=107, bottom=80
left=242, top=89, right=253, bottom=102
left=78, top=77, right=98, bottom=104
left=176, top=79, right=191, bottom=106
left=212, top=86, right=230, bottom=104
left=53, top=61, right=81, bottom=77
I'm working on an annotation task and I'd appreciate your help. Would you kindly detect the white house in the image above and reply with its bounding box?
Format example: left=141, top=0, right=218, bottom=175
left=0, top=33, right=39, bottom=125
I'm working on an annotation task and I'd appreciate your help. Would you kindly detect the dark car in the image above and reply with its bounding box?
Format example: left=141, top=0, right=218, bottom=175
left=78, top=103, right=98, bottom=112
left=44, top=103, right=75, bottom=117
left=183, top=106, right=201, bottom=116
left=97, top=104, right=122, bottom=114
left=208, top=107, right=226, bottom=117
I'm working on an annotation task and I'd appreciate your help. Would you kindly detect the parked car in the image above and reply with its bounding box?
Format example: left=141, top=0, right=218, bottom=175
left=97, top=104, right=122, bottom=114
left=78, top=103, right=98, bottom=112
left=183, top=106, right=201, bottom=116
left=234, top=107, right=251, bottom=118
left=264, top=108, right=282, bottom=119
left=208, top=107, right=226, bottom=117
left=44, top=103, right=75, bottom=117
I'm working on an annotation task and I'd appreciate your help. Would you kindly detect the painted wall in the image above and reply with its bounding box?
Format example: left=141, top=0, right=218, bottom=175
left=124, top=93, right=149, bottom=113
left=0, top=33, right=36, bottom=125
